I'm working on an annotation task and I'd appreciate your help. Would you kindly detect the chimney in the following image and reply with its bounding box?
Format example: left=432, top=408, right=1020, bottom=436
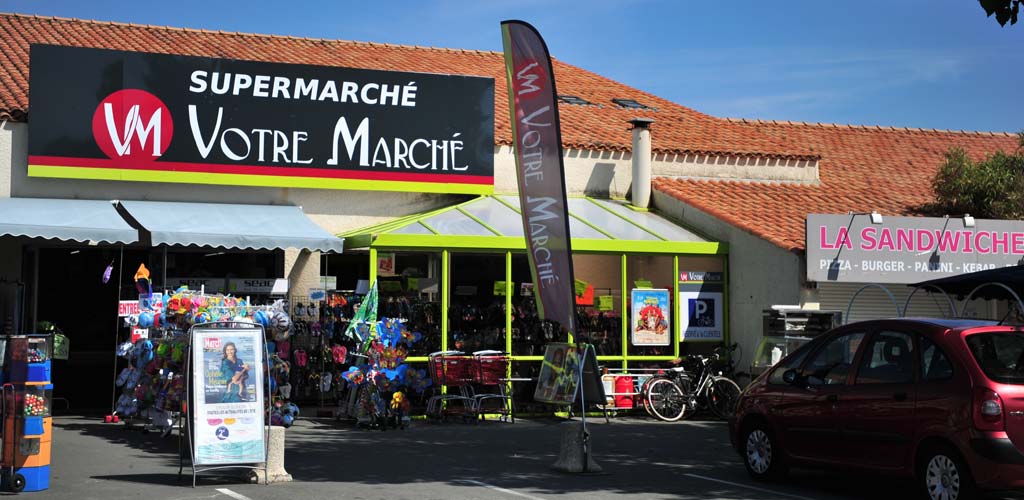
left=629, top=118, right=655, bottom=208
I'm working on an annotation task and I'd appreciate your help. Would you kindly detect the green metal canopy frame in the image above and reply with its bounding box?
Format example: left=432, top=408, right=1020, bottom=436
left=342, top=195, right=724, bottom=253
left=339, top=195, right=729, bottom=367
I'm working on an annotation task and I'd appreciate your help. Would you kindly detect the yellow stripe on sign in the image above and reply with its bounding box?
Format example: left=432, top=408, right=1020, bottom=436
left=27, top=165, right=495, bottom=195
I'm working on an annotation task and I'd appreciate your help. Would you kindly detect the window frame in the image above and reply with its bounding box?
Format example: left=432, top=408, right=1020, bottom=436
left=799, top=329, right=869, bottom=386
left=918, top=334, right=954, bottom=382
left=852, top=328, right=918, bottom=386
left=766, top=340, right=815, bottom=386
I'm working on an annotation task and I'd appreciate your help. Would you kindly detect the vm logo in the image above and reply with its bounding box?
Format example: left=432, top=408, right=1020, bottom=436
left=92, top=89, right=173, bottom=162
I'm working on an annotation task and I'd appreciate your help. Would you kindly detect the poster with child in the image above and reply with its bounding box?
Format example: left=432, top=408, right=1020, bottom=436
left=534, top=343, right=581, bottom=404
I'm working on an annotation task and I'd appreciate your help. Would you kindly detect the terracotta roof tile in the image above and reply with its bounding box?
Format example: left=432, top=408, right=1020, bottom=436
left=0, top=12, right=814, bottom=160
left=655, top=122, right=1018, bottom=253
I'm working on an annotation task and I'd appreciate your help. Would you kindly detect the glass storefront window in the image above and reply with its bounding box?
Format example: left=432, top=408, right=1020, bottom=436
left=449, top=253, right=506, bottom=354
left=510, top=360, right=542, bottom=412
left=625, top=254, right=675, bottom=358
left=323, top=252, right=370, bottom=293
left=378, top=252, right=442, bottom=357
left=510, top=254, right=551, bottom=356
left=572, top=253, right=623, bottom=357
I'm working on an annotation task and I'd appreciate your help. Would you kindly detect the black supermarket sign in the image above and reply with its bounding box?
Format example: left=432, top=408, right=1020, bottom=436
left=27, top=45, right=495, bottom=194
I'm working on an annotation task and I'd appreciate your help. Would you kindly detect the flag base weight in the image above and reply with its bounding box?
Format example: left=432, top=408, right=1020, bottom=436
left=551, top=422, right=602, bottom=473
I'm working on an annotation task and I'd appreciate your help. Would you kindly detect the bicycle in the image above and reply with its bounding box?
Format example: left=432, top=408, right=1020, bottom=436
left=642, top=346, right=743, bottom=422
left=716, top=343, right=753, bottom=391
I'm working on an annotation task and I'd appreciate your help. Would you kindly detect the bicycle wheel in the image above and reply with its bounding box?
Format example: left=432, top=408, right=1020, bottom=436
left=708, top=377, right=742, bottom=420
left=645, top=378, right=686, bottom=422
left=675, top=376, right=695, bottom=420
left=639, top=378, right=657, bottom=418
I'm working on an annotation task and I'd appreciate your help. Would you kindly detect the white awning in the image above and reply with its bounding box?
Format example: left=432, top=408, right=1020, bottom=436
left=117, top=200, right=343, bottom=252
left=0, top=198, right=137, bottom=244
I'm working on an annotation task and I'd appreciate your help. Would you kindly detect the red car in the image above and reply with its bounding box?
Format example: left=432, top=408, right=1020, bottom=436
left=730, top=318, right=1024, bottom=500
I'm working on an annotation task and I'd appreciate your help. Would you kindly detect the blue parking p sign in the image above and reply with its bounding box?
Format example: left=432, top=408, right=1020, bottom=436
left=680, top=291, right=723, bottom=341
left=689, top=298, right=717, bottom=327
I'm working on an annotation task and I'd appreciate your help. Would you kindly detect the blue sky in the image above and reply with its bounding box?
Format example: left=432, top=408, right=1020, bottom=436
left=5, top=0, right=1022, bottom=132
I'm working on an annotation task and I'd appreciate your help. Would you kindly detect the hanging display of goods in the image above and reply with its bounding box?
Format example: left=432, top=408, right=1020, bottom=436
left=122, top=287, right=293, bottom=330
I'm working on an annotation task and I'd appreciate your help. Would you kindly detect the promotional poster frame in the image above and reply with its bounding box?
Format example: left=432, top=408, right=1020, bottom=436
left=179, top=321, right=271, bottom=488
left=630, top=288, right=672, bottom=346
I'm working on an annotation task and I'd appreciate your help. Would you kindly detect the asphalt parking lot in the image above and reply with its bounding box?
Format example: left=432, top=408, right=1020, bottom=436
left=40, top=415, right=1024, bottom=500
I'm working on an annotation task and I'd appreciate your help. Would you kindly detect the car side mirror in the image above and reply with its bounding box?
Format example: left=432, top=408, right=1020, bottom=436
left=782, top=369, right=799, bottom=385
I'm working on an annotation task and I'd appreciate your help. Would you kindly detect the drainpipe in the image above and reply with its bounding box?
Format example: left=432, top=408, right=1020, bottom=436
left=629, top=118, right=655, bottom=208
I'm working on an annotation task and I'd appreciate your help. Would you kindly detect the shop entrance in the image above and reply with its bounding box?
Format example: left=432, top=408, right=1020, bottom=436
left=32, top=246, right=280, bottom=412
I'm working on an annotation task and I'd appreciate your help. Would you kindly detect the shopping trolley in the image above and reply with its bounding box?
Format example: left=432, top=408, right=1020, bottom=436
left=471, top=350, right=513, bottom=423
left=425, top=351, right=476, bottom=420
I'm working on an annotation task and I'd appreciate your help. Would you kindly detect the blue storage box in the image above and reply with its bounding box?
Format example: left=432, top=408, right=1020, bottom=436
left=23, top=416, right=43, bottom=436
left=27, top=361, right=50, bottom=382
left=16, top=465, right=49, bottom=492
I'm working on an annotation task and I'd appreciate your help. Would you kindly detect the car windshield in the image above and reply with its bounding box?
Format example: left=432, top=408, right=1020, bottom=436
left=965, top=332, right=1024, bottom=384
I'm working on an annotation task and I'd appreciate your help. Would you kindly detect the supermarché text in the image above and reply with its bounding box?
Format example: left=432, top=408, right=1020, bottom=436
left=188, top=71, right=418, bottom=107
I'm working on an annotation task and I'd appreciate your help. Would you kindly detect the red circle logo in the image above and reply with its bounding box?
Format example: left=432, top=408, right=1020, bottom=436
left=92, top=89, right=173, bottom=162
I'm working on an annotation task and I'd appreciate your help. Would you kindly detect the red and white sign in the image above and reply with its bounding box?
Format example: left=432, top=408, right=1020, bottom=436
left=131, top=327, right=149, bottom=343
left=204, top=337, right=221, bottom=350
left=118, top=300, right=140, bottom=317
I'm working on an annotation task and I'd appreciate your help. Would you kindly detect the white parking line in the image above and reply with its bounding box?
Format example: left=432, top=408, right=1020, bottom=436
left=215, top=488, right=254, bottom=500
left=683, top=473, right=818, bottom=500
left=458, top=479, right=548, bottom=500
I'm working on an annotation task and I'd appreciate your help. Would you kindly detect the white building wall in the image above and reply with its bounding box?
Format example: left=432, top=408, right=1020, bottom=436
left=0, top=121, right=14, bottom=198
left=651, top=189, right=804, bottom=365
left=0, top=122, right=21, bottom=282
left=495, top=146, right=819, bottom=198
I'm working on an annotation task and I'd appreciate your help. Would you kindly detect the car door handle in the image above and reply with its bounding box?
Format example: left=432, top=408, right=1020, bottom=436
left=827, top=394, right=839, bottom=403
left=893, top=392, right=908, bottom=402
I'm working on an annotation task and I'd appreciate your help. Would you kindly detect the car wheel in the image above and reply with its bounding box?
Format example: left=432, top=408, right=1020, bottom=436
left=918, top=444, right=976, bottom=500
left=742, top=421, right=787, bottom=481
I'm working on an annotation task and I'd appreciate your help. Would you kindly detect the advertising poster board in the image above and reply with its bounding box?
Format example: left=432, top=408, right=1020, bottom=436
left=191, top=327, right=266, bottom=465
left=534, top=343, right=581, bottom=404
left=376, top=252, right=396, bottom=277
left=534, top=343, right=605, bottom=406
left=631, top=289, right=671, bottom=346
left=679, top=285, right=724, bottom=342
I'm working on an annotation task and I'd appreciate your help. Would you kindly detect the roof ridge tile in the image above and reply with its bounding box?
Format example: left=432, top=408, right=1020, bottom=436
left=0, top=12, right=507, bottom=55
left=721, top=116, right=1013, bottom=137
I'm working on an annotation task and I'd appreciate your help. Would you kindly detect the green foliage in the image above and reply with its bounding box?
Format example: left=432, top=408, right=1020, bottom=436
left=928, top=133, right=1024, bottom=219
left=980, top=0, right=1020, bottom=26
